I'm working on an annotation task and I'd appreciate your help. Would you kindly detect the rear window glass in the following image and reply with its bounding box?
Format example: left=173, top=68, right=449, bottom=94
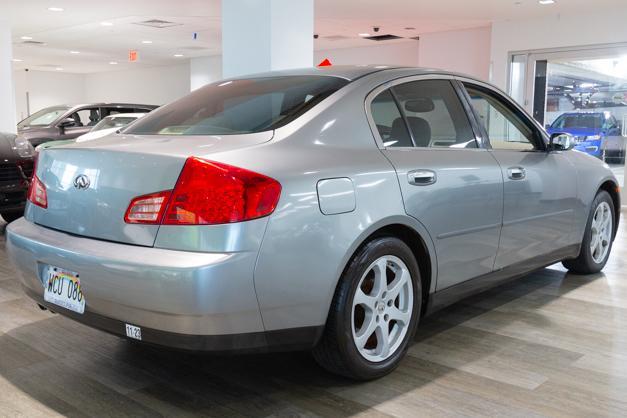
left=126, top=76, right=348, bottom=136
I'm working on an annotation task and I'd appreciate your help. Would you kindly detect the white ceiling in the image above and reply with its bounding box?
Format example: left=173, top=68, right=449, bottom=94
left=3, top=0, right=627, bottom=74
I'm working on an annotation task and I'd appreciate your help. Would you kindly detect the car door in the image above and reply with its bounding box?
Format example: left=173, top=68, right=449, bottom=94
left=368, top=77, right=504, bottom=290
left=460, top=81, right=577, bottom=269
left=57, top=107, right=101, bottom=139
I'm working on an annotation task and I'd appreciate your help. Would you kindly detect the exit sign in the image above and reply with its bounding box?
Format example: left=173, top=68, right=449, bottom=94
left=128, top=50, right=138, bottom=62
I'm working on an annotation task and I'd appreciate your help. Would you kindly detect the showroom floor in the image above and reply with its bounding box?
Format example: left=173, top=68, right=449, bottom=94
left=1, top=213, right=627, bottom=417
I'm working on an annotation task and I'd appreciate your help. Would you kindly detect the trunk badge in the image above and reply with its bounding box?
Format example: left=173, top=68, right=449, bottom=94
left=74, top=174, right=91, bottom=190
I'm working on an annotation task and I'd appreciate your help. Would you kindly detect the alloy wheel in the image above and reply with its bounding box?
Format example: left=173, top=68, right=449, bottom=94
left=590, top=201, right=612, bottom=264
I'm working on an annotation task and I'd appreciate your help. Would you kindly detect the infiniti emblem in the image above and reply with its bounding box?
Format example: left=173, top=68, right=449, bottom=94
left=74, top=174, right=91, bottom=190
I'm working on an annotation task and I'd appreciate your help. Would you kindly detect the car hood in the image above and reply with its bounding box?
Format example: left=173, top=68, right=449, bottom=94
left=16, top=127, right=50, bottom=139
left=547, top=127, right=602, bottom=137
left=0, top=134, right=18, bottom=161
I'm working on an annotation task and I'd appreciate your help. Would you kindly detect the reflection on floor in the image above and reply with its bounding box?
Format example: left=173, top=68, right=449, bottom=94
left=1, top=212, right=627, bottom=417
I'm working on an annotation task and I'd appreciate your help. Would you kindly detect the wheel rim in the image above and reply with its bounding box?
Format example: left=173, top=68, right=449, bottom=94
left=590, top=201, right=612, bottom=264
left=351, top=255, right=413, bottom=363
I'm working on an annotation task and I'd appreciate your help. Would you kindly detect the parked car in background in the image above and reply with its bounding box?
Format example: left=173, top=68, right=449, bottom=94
left=7, top=66, right=620, bottom=380
left=0, top=132, right=35, bottom=223
left=546, top=112, right=622, bottom=158
left=76, top=113, right=147, bottom=143
left=17, top=103, right=158, bottom=147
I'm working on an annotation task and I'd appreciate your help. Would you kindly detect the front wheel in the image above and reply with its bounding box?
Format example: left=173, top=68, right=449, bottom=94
left=563, top=190, right=615, bottom=274
left=312, top=237, right=421, bottom=380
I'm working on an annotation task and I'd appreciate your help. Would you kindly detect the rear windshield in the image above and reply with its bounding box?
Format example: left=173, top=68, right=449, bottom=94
left=125, top=76, right=348, bottom=136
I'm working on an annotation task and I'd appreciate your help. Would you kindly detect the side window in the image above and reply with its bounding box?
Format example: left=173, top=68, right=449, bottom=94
left=464, top=84, right=538, bottom=151
left=370, top=80, right=478, bottom=149
left=71, top=108, right=101, bottom=127
left=370, top=89, right=412, bottom=147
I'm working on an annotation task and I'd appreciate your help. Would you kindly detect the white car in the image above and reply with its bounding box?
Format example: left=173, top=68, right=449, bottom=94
left=75, top=113, right=147, bottom=143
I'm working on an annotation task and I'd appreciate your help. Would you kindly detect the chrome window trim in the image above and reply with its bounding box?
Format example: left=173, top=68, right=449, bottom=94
left=364, top=73, right=488, bottom=152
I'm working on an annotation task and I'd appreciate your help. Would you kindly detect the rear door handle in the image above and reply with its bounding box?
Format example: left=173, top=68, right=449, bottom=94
left=507, top=167, right=526, bottom=180
left=408, top=169, right=437, bottom=186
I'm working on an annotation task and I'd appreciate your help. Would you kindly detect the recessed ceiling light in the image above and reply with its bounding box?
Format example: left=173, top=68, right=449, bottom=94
left=12, top=58, right=23, bottom=62
left=70, top=51, right=80, bottom=54
left=20, top=36, right=33, bottom=40
left=48, top=7, right=64, bottom=12
left=538, top=0, right=555, bottom=4
left=55, top=67, right=63, bottom=71
left=109, top=61, right=118, bottom=65
left=100, top=22, right=113, bottom=26
left=141, top=40, right=153, bottom=44
left=173, top=54, right=184, bottom=57
left=358, top=33, right=371, bottom=37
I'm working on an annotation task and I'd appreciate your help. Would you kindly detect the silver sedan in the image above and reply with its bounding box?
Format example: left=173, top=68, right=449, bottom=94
left=6, top=66, right=619, bottom=380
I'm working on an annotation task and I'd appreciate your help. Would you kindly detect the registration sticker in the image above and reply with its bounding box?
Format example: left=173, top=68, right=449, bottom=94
left=125, top=324, right=142, bottom=341
left=43, top=265, right=85, bottom=314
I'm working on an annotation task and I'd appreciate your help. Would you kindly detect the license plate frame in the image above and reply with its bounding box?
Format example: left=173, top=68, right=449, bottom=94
left=42, top=265, right=86, bottom=314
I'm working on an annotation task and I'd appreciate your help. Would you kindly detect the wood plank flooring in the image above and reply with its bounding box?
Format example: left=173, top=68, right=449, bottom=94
left=1, top=211, right=627, bottom=417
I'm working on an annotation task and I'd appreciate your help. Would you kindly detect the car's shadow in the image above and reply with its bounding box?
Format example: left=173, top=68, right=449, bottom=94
left=0, top=221, right=603, bottom=416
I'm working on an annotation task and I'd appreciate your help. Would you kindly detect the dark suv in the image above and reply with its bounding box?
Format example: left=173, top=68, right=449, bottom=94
left=0, top=132, right=35, bottom=223
left=17, top=103, right=158, bottom=147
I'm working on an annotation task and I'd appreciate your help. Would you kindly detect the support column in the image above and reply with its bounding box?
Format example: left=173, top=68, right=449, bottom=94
left=222, top=0, right=314, bottom=79
left=0, top=22, right=16, bottom=133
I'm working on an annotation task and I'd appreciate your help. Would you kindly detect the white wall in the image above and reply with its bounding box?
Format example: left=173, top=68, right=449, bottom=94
left=190, top=55, right=222, bottom=91
left=13, top=70, right=86, bottom=122
left=419, top=26, right=491, bottom=81
left=491, top=11, right=627, bottom=90
left=315, top=42, right=420, bottom=67
left=85, top=63, right=190, bottom=106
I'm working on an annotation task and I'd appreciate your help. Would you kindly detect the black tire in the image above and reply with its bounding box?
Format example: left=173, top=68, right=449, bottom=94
left=0, top=210, right=23, bottom=224
left=563, top=190, right=615, bottom=274
left=312, top=237, right=422, bottom=380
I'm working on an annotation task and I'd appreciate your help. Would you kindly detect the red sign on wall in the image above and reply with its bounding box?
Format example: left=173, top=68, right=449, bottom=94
left=129, top=50, right=138, bottom=62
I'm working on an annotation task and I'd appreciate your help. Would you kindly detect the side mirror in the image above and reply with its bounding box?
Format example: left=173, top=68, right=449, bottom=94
left=549, top=132, right=575, bottom=151
left=58, top=118, right=77, bottom=129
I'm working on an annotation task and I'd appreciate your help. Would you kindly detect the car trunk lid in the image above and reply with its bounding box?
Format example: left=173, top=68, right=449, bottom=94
left=28, top=132, right=272, bottom=246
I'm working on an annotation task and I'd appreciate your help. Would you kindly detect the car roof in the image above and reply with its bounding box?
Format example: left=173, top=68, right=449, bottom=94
left=229, top=65, right=473, bottom=82
left=63, top=103, right=158, bottom=110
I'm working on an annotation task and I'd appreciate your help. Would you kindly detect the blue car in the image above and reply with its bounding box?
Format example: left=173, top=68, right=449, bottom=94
left=546, top=112, right=622, bottom=158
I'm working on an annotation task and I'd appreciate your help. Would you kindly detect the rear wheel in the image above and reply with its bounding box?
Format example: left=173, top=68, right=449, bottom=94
left=563, top=190, right=615, bottom=274
left=0, top=210, right=23, bottom=224
left=313, top=237, right=421, bottom=380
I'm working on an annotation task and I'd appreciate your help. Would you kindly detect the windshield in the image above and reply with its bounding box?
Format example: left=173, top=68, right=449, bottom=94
left=18, top=106, right=71, bottom=128
left=126, top=76, right=348, bottom=136
left=552, top=114, right=603, bottom=130
left=93, top=116, right=138, bottom=132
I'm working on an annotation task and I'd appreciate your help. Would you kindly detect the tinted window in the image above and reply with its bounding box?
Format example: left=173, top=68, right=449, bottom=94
left=127, top=76, right=348, bottom=136
left=370, top=90, right=412, bottom=147
left=391, top=80, right=477, bottom=148
left=465, top=85, right=537, bottom=151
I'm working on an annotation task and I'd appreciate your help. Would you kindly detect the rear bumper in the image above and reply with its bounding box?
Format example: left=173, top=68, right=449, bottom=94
left=5, top=218, right=313, bottom=352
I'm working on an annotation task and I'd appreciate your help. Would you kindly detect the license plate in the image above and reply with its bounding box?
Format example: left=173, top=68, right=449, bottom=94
left=43, top=265, right=85, bottom=314
left=125, top=324, right=142, bottom=341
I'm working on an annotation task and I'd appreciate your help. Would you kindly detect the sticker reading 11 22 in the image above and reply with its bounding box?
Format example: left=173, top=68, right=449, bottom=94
left=125, top=324, right=142, bottom=341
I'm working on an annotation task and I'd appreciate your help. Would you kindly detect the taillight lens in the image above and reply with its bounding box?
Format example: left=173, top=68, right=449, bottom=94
left=124, top=157, right=282, bottom=225
left=124, top=191, right=171, bottom=224
left=27, top=175, right=47, bottom=209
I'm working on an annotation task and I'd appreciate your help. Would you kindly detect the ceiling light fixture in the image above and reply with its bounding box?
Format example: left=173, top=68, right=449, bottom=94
left=100, top=22, right=113, bottom=26
left=538, top=0, right=555, bottom=4
left=20, top=36, right=33, bottom=40
left=141, top=40, right=153, bottom=44
left=55, top=67, right=63, bottom=71
left=12, top=58, right=23, bottom=62
left=358, top=33, right=371, bottom=37
left=48, top=7, right=64, bottom=12
left=173, top=54, right=184, bottom=57
left=70, top=51, right=80, bottom=54
left=109, top=61, right=118, bottom=65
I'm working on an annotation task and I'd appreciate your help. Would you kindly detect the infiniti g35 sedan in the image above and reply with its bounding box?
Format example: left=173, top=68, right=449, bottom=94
left=6, top=66, right=619, bottom=380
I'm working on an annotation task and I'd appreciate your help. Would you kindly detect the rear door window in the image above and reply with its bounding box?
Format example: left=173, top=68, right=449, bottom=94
left=126, top=76, right=348, bottom=136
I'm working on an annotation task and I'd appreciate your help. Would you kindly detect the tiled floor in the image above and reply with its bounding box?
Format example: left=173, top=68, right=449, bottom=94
left=1, top=212, right=626, bottom=417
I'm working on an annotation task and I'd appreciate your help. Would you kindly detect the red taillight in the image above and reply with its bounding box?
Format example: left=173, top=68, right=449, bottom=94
left=124, top=191, right=171, bottom=224
left=27, top=174, right=47, bottom=209
left=124, top=157, right=282, bottom=225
